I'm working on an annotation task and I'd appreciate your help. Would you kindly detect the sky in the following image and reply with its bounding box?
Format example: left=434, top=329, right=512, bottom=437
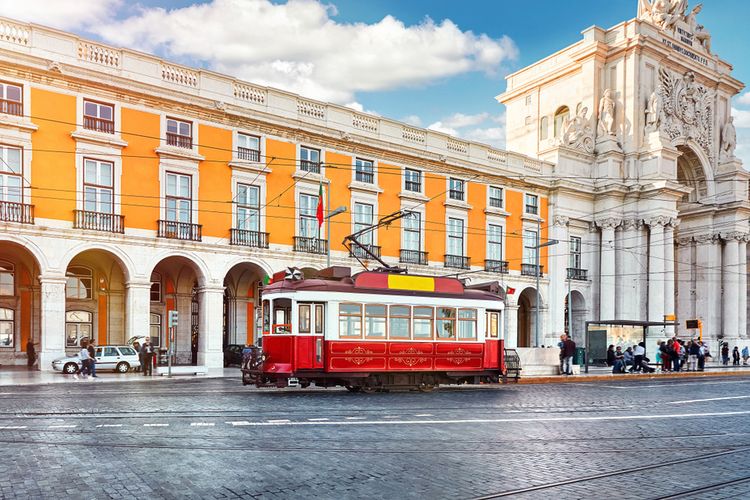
left=2, top=0, right=748, bottom=162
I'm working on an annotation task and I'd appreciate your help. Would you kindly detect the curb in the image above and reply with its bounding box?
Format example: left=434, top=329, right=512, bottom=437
left=516, top=369, right=750, bottom=385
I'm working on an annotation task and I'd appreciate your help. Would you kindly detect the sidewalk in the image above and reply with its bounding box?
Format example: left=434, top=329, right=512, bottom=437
left=0, top=365, right=241, bottom=386
left=517, top=362, right=750, bottom=384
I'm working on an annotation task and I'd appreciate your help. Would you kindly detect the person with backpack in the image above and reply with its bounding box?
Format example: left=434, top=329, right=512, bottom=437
left=722, top=343, right=730, bottom=365
left=742, top=346, right=749, bottom=365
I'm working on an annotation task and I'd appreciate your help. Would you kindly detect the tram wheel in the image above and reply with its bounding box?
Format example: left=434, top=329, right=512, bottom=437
left=345, top=385, right=362, bottom=393
left=360, top=385, right=378, bottom=394
left=417, top=383, right=436, bottom=393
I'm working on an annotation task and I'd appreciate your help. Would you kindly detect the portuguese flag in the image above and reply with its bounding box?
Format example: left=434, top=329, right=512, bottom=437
left=316, top=182, right=324, bottom=227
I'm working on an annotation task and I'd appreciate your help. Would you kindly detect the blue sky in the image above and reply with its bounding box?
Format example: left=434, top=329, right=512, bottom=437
left=3, top=0, right=748, bottom=159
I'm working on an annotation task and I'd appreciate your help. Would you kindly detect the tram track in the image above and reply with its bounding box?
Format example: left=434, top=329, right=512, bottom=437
left=470, top=446, right=750, bottom=499
left=652, top=475, right=750, bottom=499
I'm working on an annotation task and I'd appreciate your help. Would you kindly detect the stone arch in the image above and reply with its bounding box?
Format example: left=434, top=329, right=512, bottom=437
left=554, top=106, right=570, bottom=139
left=220, top=256, right=274, bottom=281
left=222, top=260, right=269, bottom=347
left=60, top=243, right=135, bottom=284
left=0, top=235, right=48, bottom=275
left=146, top=250, right=210, bottom=287
left=517, top=286, right=544, bottom=348
left=564, top=289, right=587, bottom=344
left=674, top=140, right=715, bottom=203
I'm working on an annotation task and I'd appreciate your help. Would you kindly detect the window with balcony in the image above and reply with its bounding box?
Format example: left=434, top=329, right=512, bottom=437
left=231, top=183, right=268, bottom=248
left=525, top=193, right=539, bottom=215
left=300, top=146, right=321, bottom=173
left=237, top=133, right=260, bottom=162
left=445, top=217, right=468, bottom=269
left=400, top=211, right=426, bottom=264
left=166, top=118, right=192, bottom=149
left=159, top=172, right=201, bottom=241
left=352, top=202, right=378, bottom=258
left=404, top=168, right=422, bottom=192
left=295, top=192, right=326, bottom=254
left=83, top=100, right=114, bottom=134
left=489, top=186, right=504, bottom=208
left=523, top=229, right=538, bottom=265
left=567, top=236, right=587, bottom=280
left=449, top=178, right=465, bottom=201
left=77, top=158, right=122, bottom=233
left=355, top=158, right=374, bottom=184
left=0, top=145, right=31, bottom=224
left=485, top=224, right=507, bottom=273
left=0, top=82, right=22, bottom=116
left=0, top=261, right=14, bottom=296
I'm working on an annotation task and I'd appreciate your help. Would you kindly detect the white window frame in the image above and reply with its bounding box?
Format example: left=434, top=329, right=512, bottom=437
left=75, top=95, right=122, bottom=140
left=525, top=193, right=539, bottom=215
left=235, top=131, right=264, bottom=163
left=487, top=223, right=504, bottom=262
left=400, top=208, right=424, bottom=252
left=488, top=186, right=504, bottom=210
left=298, top=145, right=325, bottom=176
left=0, top=144, right=23, bottom=204
left=446, top=215, right=467, bottom=257
left=236, top=182, right=261, bottom=232
left=404, top=168, right=423, bottom=193
left=353, top=157, right=376, bottom=185
left=158, top=161, right=199, bottom=223
left=82, top=157, right=114, bottom=214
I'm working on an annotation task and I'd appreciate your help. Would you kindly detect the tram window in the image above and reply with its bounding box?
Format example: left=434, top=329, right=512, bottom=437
left=436, top=308, right=456, bottom=339
left=487, top=312, right=499, bottom=338
left=365, top=304, right=386, bottom=338
left=458, top=309, right=478, bottom=339
left=262, top=300, right=270, bottom=333
left=413, top=306, right=433, bottom=339
left=389, top=305, right=411, bottom=339
left=299, top=304, right=311, bottom=334
left=314, top=304, right=324, bottom=334
left=339, top=303, right=362, bottom=338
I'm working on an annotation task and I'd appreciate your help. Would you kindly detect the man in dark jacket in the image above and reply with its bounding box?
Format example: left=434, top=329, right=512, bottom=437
left=87, top=339, right=98, bottom=378
left=140, top=337, right=155, bottom=376
left=561, top=335, right=576, bottom=375
left=26, top=339, right=36, bottom=369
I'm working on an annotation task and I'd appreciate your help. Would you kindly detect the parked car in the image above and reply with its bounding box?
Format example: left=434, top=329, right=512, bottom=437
left=224, top=344, right=244, bottom=367
left=52, top=345, right=142, bottom=374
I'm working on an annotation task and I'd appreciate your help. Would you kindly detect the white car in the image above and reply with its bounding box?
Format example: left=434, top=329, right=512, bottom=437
left=52, top=345, right=142, bottom=374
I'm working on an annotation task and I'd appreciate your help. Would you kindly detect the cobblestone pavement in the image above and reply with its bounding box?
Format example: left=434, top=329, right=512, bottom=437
left=1, top=376, right=750, bottom=499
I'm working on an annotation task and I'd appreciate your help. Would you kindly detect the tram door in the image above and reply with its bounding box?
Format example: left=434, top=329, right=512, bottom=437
left=297, top=302, right=325, bottom=369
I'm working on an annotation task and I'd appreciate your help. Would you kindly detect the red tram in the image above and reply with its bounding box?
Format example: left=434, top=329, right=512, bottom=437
left=242, top=266, right=506, bottom=392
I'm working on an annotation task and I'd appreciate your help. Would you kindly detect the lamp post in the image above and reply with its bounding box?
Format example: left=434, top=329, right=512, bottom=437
left=527, top=217, right=558, bottom=347
left=325, top=198, right=347, bottom=267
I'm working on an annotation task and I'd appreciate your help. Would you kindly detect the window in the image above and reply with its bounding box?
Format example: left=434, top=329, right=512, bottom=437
left=449, top=178, right=464, bottom=201
left=487, top=224, right=503, bottom=261
left=413, top=306, right=433, bottom=339
left=487, top=311, right=500, bottom=338
left=525, top=194, right=539, bottom=215
left=166, top=118, right=192, bottom=149
left=0, top=145, right=22, bottom=203
left=66, top=267, right=93, bottom=299
left=150, top=272, right=161, bottom=302
left=237, top=183, right=260, bottom=231
left=149, top=314, right=161, bottom=348
left=65, top=310, right=92, bottom=348
left=554, top=106, right=570, bottom=139
left=404, top=168, right=421, bottom=192
left=525, top=95, right=532, bottom=106
left=237, top=133, right=260, bottom=162
left=570, top=236, right=582, bottom=269
left=489, top=186, right=504, bottom=208
left=540, top=116, right=549, bottom=141
left=119, top=347, right=136, bottom=356
left=339, top=303, right=362, bottom=338
left=447, top=218, right=464, bottom=256
left=0, top=82, right=22, bottom=116
left=0, top=261, right=13, bottom=296
left=402, top=211, right=421, bottom=251
left=166, top=173, right=192, bottom=223
left=314, top=304, right=324, bottom=334
left=83, top=159, right=113, bottom=214
left=353, top=203, right=374, bottom=246
left=355, top=158, right=374, bottom=184
left=458, top=309, right=477, bottom=339
left=299, top=304, right=311, bottom=333
left=523, top=230, right=538, bottom=265
left=83, top=100, right=114, bottom=134
left=0, top=308, right=13, bottom=347
left=389, top=305, right=410, bottom=339
left=436, top=307, right=456, bottom=339
left=299, top=193, right=319, bottom=238
left=300, top=146, right=321, bottom=173
left=365, top=304, right=386, bottom=338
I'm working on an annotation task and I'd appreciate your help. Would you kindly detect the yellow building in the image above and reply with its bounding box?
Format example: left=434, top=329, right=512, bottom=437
left=0, top=17, right=552, bottom=370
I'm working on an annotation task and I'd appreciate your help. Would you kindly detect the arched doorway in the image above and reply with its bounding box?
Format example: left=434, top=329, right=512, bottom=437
left=517, top=287, right=538, bottom=347
left=223, top=262, right=268, bottom=348
left=0, top=240, right=41, bottom=367
left=63, top=249, right=129, bottom=352
left=565, top=290, right=586, bottom=344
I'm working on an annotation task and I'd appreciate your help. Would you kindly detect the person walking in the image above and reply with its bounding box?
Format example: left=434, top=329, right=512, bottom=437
left=661, top=341, right=671, bottom=372
left=77, top=340, right=91, bottom=379
left=733, top=346, right=740, bottom=366
left=633, top=342, right=646, bottom=372
left=133, top=341, right=142, bottom=373
left=722, top=342, right=730, bottom=366
left=26, top=339, right=36, bottom=369
left=140, top=337, right=155, bottom=376
left=687, top=340, right=700, bottom=371
left=671, top=339, right=682, bottom=372
left=561, top=334, right=576, bottom=375
left=742, top=346, right=749, bottom=365
left=87, top=339, right=98, bottom=378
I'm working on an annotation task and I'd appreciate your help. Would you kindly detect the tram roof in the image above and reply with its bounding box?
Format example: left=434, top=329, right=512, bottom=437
left=263, top=269, right=504, bottom=302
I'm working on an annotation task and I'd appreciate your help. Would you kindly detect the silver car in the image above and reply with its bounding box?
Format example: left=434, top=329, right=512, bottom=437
left=52, top=345, right=142, bottom=374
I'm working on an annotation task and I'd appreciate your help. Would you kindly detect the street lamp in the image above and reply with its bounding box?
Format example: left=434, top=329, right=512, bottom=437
left=526, top=217, right=558, bottom=347
left=325, top=202, right=347, bottom=267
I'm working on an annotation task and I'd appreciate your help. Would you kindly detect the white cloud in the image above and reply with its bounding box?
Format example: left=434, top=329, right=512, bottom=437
left=462, top=126, right=506, bottom=149
left=737, top=92, right=750, bottom=106
left=83, top=0, right=517, bottom=103
left=344, top=102, right=379, bottom=116
left=401, top=115, right=423, bottom=127
left=426, top=122, right=458, bottom=136
left=425, top=112, right=506, bottom=148
left=436, top=112, right=489, bottom=129
left=733, top=107, right=750, bottom=129
left=0, top=0, right=122, bottom=31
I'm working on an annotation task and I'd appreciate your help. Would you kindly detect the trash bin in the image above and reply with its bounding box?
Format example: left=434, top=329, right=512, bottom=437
left=574, top=347, right=586, bottom=365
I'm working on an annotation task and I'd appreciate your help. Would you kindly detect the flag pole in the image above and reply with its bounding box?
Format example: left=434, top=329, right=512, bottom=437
left=326, top=181, right=331, bottom=267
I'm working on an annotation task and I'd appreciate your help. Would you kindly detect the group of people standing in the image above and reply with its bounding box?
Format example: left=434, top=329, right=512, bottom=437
left=74, top=339, right=98, bottom=380
left=558, top=334, right=577, bottom=375
left=132, top=337, right=156, bottom=376
left=720, top=343, right=749, bottom=366
left=606, top=342, right=652, bottom=374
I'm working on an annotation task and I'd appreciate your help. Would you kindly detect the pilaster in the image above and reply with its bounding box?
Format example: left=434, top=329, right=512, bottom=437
left=597, top=217, right=620, bottom=320
left=125, top=280, right=152, bottom=346
left=739, top=236, right=748, bottom=339
left=663, top=219, right=677, bottom=336
left=695, top=234, right=722, bottom=342
left=646, top=217, right=667, bottom=336
left=722, top=232, right=742, bottom=340
left=549, top=215, right=569, bottom=336
left=198, top=285, right=225, bottom=369
left=38, top=275, right=67, bottom=372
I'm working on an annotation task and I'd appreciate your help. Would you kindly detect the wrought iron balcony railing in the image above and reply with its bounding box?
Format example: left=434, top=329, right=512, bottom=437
left=521, top=263, right=543, bottom=277
left=157, top=220, right=202, bottom=241
left=166, top=132, right=192, bottom=149
left=444, top=254, right=470, bottom=270
left=0, top=201, right=33, bottom=224
left=448, top=189, right=465, bottom=201
left=0, top=99, right=22, bottom=116
left=294, top=236, right=328, bottom=254
left=83, top=116, right=115, bottom=134
left=484, top=259, right=509, bottom=274
left=74, top=210, right=124, bottom=233
left=230, top=229, right=269, bottom=248
left=404, top=180, right=421, bottom=193
left=567, top=268, right=588, bottom=281
left=355, top=170, right=374, bottom=184
left=350, top=244, right=381, bottom=259
left=400, top=249, right=428, bottom=265
left=299, top=160, right=321, bottom=174
left=237, top=147, right=260, bottom=162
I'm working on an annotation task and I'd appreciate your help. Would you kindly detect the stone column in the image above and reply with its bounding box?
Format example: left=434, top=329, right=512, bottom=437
left=722, top=233, right=741, bottom=340
left=695, top=234, right=722, bottom=342
left=740, top=236, right=749, bottom=339
left=620, top=219, right=641, bottom=319
left=587, top=222, right=601, bottom=320
left=504, top=304, right=519, bottom=349
left=646, top=217, right=667, bottom=333
left=598, top=218, right=620, bottom=320
left=663, top=219, right=677, bottom=336
left=38, top=275, right=67, bottom=372
left=549, top=216, right=569, bottom=336
left=198, top=285, right=225, bottom=369
left=676, top=237, right=695, bottom=335
left=125, top=280, right=151, bottom=343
